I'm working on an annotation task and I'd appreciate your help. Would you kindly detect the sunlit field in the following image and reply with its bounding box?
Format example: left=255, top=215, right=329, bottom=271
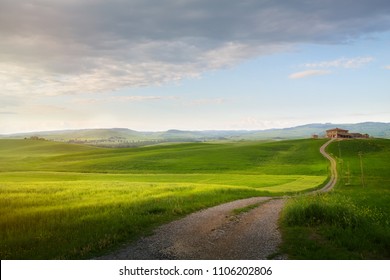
left=0, top=138, right=328, bottom=259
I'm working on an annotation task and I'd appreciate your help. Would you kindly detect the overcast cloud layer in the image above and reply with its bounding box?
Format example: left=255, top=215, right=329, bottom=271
left=1, top=0, right=390, bottom=96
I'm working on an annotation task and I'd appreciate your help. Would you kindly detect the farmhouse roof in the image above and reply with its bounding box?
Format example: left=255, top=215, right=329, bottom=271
left=326, top=128, right=349, bottom=132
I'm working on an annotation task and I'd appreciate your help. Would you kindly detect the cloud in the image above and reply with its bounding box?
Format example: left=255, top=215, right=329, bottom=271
left=303, top=57, right=374, bottom=69
left=289, top=70, right=332, bottom=79
left=228, top=117, right=298, bottom=130
left=73, top=95, right=178, bottom=104
left=0, top=111, right=17, bottom=115
left=385, top=65, right=390, bottom=69
left=185, top=98, right=227, bottom=106
left=1, top=0, right=390, bottom=95
left=290, top=56, right=374, bottom=79
left=0, top=94, right=21, bottom=107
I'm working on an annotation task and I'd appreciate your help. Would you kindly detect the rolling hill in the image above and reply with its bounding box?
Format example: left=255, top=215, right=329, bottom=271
left=1, top=122, right=389, bottom=147
left=0, top=138, right=328, bottom=259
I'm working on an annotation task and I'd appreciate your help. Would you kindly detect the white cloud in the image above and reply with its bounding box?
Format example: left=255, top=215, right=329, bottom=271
left=0, top=60, right=202, bottom=96
left=303, top=57, right=374, bottom=69
left=0, top=1, right=389, bottom=95
left=289, top=56, right=374, bottom=79
left=384, top=65, right=390, bottom=70
left=185, top=98, right=227, bottom=106
left=0, top=111, right=17, bottom=115
left=289, top=70, right=332, bottom=79
left=1, top=42, right=279, bottom=96
left=73, top=95, right=178, bottom=105
left=227, top=117, right=299, bottom=130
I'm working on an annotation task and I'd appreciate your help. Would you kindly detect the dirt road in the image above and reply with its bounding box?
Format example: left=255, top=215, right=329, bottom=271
left=99, top=197, right=285, bottom=259
left=318, top=138, right=337, bottom=192
left=98, top=139, right=336, bottom=260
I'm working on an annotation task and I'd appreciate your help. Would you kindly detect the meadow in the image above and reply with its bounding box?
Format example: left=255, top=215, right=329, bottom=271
left=0, top=138, right=328, bottom=259
left=280, top=138, right=390, bottom=259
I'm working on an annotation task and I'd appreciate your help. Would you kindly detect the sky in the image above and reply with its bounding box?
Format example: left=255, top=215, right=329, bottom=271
left=1, top=0, right=390, bottom=134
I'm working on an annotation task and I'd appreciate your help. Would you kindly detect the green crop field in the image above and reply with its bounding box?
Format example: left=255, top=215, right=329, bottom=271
left=0, top=138, right=328, bottom=259
left=280, top=138, right=390, bottom=259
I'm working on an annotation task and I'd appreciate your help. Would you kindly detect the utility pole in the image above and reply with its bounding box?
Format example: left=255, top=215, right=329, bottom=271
left=358, top=151, right=365, bottom=187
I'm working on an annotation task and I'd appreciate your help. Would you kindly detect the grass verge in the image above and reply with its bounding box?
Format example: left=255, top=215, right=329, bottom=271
left=1, top=181, right=265, bottom=259
left=279, top=139, right=390, bottom=259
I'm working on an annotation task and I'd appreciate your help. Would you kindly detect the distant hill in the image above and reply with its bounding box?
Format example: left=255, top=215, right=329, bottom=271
left=235, top=122, right=390, bottom=140
left=1, top=122, right=389, bottom=147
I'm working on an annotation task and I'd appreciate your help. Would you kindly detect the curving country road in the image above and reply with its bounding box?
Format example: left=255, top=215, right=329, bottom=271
left=317, top=138, right=338, bottom=192
left=98, top=139, right=337, bottom=260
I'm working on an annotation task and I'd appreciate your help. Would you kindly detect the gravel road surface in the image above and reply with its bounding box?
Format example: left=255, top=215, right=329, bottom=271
left=98, top=197, right=285, bottom=259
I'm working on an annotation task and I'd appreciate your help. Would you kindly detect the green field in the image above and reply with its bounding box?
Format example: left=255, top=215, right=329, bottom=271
left=280, top=138, right=390, bottom=259
left=0, top=138, right=328, bottom=259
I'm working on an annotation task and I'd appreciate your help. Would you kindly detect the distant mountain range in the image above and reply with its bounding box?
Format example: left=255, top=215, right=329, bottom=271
left=1, top=122, right=389, bottom=147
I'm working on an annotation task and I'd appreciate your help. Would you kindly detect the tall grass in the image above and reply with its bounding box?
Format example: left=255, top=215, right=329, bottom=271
left=0, top=172, right=327, bottom=259
left=281, top=193, right=389, bottom=259
left=280, top=139, right=390, bottom=259
left=283, top=194, right=372, bottom=228
left=0, top=181, right=266, bottom=259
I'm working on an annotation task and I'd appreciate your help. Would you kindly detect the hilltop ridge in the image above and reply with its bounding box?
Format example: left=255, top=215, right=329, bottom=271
left=1, top=122, right=389, bottom=147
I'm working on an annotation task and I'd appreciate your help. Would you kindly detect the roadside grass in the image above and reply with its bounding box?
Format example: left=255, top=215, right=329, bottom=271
left=0, top=181, right=266, bottom=259
left=0, top=173, right=326, bottom=259
left=280, top=138, right=390, bottom=259
left=0, top=138, right=328, bottom=259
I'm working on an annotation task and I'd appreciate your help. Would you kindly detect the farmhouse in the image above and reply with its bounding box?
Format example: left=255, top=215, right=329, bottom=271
left=326, top=128, right=369, bottom=139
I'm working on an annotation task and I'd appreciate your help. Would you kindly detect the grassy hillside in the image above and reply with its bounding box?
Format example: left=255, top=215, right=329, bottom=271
left=0, top=139, right=327, bottom=175
left=1, top=122, right=389, bottom=146
left=280, top=138, right=390, bottom=259
left=0, top=138, right=328, bottom=259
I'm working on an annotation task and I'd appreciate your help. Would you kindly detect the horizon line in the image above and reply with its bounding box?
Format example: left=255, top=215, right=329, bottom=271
left=1, top=121, right=388, bottom=136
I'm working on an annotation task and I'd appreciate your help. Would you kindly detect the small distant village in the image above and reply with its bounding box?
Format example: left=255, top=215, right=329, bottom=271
left=313, top=128, right=369, bottom=139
